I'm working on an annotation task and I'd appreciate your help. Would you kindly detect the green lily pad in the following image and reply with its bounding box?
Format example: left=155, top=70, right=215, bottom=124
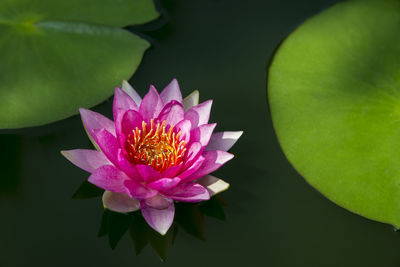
left=0, top=0, right=158, bottom=129
left=268, top=0, right=400, bottom=227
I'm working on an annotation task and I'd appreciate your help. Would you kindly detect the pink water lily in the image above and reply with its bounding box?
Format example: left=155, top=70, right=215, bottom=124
left=62, top=79, right=242, bottom=235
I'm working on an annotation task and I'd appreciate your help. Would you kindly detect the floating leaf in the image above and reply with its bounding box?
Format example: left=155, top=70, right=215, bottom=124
left=148, top=226, right=172, bottom=262
left=130, top=212, right=149, bottom=255
left=95, top=200, right=227, bottom=259
left=175, top=203, right=205, bottom=241
left=171, top=225, right=179, bottom=245
left=107, top=211, right=132, bottom=250
left=268, top=0, right=400, bottom=227
left=0, top=0, right=158, bottom=129
left=98, top=209, right=110, bottom=237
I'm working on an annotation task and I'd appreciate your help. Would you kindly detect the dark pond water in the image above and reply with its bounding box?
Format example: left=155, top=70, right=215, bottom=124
left=2, top=0, right=400, bottom=266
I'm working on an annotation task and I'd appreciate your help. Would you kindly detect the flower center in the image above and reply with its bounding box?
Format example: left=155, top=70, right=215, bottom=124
left=125, top=119, right=187, bottom=172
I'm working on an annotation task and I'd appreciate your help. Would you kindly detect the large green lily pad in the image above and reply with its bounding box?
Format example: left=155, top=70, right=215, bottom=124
left=268, top=0, right=400, bottom=227
left=0, top=0, right=158, bottom=129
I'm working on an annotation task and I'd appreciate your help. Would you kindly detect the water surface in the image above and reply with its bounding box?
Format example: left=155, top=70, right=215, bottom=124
left=2, top=0, right=399, bottom=266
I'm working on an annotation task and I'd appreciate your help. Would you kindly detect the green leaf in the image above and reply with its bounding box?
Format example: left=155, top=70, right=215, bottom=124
left=129, top=211, right=173, bottom=260
left=107, top=211, right=132, bottom=250
left=72, top=180, right=103, bottom=199
left=171, top=225, right=179, bottom=245
left=175, top=203, right=205, bottom=241
left=129, top=212, right=149, bottom=255
left=0, top=0, right=158, bottom=129
left=148, top=226, right=172, bottom=262
left=98, top=209, right=110, bottom=237
left=199, top=196, right=226, bottom=221
left=268, top=0, right=400, bottom=227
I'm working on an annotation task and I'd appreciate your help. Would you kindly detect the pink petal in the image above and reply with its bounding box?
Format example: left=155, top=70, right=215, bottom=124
left=113, top=87, right=138, bottom=121
left=164, top=182, right=210, bottom=202
left=120, top=109, right=144, bottom=136
left=141, top=201, right=175, bottom=235
left=92, top=129, right=119, bottom=166
left=102, top=191, right=140, bottom=213
left=175, top=119, right=191, bottom=143
left=116, top=109, right=144, bottom=150
left=182, top=90, right=199, bottom=111
left=136, top=165, right=162, bottom=183
left=143, top=194, right=173, bottom=209
left=79, top=108, right=116, bottom=147
left=121, top=110, right=144, bottom=132
left=196, top=175, right=230, bottom=196
left=61, top=149, right=110, bottom=173
left=124, top=179, right=158, bottom=200
left=160, top=79, right=182, bottom=104
left=186, top=150, right=234, bottom=181
left=184, top=142, right=203, bottom=164
left=161, top=164, right=183, bottom=178
left=184, top=100, right=212, bottom=129
left=88, top=165, right=128, bottom=193
left=117, top=149, right=140, bottom=179
left=114, top=108, right=127, bottom=148
left=157, top=100, right=184, bottom=126
left=206, top=131, right=243, bottom=151
left=189, top=123, right=216, bottom=148
left=147, top=178, right=181, bottom=191
left=178, top=156, right=205, bottom=180
left=139, top=85, right=164, bottom=122
left=122, top=80, right=142, bottom=106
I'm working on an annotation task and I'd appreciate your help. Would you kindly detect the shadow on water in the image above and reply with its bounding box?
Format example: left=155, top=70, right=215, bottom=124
left=99, top=197, right=227, bottom=262
left=72, top=181, right=227, bottom=261
left=0, top=134, right=21, bottom=195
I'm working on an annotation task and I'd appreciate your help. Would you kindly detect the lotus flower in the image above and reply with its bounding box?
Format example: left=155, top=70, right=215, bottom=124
left=62, top=79, right=242, bottom=235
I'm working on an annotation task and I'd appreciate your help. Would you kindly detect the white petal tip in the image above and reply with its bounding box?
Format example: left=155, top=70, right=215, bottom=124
left=183, top=90, right=200, bottom=111
left=60, top=150, right=73, bottom=159
left=208, top=180, right=230, bottom=196
left=206, top=131, right=243, bottom=151
left=197, top=175, right=230, bottom=196
left=122, top=80, right=132, bottom=89
left=157, top=229, right=168, bottom=235
left=102, top=191, right=140, bottom=213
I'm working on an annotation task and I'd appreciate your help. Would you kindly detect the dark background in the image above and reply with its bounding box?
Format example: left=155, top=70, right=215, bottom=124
left=2, top=0, right=400, bottom=266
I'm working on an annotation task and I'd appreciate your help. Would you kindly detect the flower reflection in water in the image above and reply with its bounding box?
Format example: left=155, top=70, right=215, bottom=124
left=103, top=196, right=226, bottom=261
left=74, top=182, right=226, bottom=261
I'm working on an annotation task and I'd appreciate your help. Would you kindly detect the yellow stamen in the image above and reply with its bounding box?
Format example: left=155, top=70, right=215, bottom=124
left=125, top=120, right=187, bottom=172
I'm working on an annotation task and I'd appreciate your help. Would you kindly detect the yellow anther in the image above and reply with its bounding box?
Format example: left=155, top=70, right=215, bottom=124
left=125, top=120, right=187, bottom=172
